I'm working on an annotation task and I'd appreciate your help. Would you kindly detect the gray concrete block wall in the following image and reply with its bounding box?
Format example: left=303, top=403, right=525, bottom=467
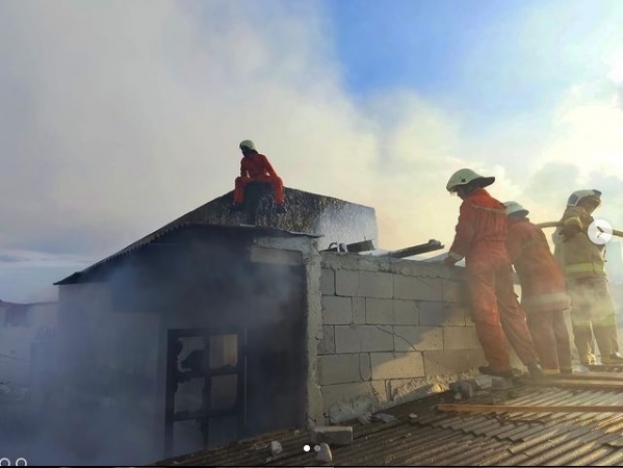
left=318, top=252, right=488, bottom=423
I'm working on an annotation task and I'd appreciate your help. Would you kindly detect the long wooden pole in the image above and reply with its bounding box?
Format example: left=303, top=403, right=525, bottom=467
left=436, top=403, right=623, bottom=414
left=535, top=221, right=623, bottom=238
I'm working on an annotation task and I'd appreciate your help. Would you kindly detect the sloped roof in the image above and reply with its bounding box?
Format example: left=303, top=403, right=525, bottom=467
left=54, top=223, right=320, bottom=285
left=152, top=381, right=623, bottom=466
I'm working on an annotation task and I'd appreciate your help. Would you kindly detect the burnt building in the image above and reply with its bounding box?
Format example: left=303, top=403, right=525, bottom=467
left=48, top=187, right=377, bottom=465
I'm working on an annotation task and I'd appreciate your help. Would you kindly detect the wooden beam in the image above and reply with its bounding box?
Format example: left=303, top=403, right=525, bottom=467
left=436, top=403, right=623, bottom=414
left=550, top=372, right=623, bottom=382
left=519, top=377, right=623, bottom=389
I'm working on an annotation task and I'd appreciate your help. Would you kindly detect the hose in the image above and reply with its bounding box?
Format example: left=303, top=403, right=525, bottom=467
left=535, top=221, right=623, bottom=238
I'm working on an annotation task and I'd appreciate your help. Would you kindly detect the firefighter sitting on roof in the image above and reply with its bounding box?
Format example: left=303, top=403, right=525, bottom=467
left=231, top=140, right=286, bottom=214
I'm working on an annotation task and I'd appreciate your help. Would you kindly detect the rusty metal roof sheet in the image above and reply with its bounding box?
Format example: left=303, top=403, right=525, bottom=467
left=152, top=383, right=623, bottom=466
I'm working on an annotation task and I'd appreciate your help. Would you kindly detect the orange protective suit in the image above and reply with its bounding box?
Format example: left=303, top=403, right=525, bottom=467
left=233, top=153, right=285, bottom=205
left=448, top=188, right=539, bottom=372
left=506, top=217, right=572, bottom=373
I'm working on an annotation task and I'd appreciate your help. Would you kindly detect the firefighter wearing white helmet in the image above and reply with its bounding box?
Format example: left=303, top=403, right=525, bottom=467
left=503, top=201, right=529, bottom=218
left=556, top=188, right=623, bottom=365
left=503, top=200, right=573, bottom=375
left=446, top=168, right=495, bottom=194
left=231, top=139, right=286, bottom=213
left=444, top=169, right=542, bottom=379
left=239, top=139, right=256, bottom=151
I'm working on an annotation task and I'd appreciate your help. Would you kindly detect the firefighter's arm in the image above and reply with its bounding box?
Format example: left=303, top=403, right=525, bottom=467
left=560, top=208, right=583, bottom=239
left=240, top=160, right=248, bottom=178
left=446, top=202, right=475, bottom=263
left=260, top=155, right=279, bottom=177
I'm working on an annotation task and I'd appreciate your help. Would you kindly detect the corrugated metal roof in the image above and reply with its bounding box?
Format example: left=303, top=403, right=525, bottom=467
left=152, top=382, right=623, bottom=466
left=55, top=223, right=321, bottom=285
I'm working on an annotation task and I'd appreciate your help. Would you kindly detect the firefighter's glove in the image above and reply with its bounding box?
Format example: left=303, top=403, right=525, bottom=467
left=560, top=224, right=581, bottom=240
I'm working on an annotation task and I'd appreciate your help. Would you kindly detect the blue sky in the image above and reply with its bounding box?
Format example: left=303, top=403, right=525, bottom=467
left=1, top=0, right=623, bottom=302
left=327, top=0, right=623, bottom=130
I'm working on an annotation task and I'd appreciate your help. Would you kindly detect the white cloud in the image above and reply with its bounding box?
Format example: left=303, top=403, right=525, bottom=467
left=1, top=0, right=623, bottom=300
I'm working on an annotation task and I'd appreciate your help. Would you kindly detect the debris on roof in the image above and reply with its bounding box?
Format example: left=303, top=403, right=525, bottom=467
left=380, top=239, right=444, bottom=259
left=151, top=373, right=623, bottom=466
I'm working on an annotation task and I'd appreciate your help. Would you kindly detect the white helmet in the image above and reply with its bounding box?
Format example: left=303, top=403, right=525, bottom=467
left=446, top=168, right=495, bottom=192
left=239, top=139, right=256, bottom=151
left=504, top=201, right=529, bottom=217
left=567, top=189, right=601, bottom=207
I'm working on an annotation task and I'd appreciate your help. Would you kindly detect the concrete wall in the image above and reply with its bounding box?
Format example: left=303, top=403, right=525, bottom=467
left=316, top=252, right=487, bottom=423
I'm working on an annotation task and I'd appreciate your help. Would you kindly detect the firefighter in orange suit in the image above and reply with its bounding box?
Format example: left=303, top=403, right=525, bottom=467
left=504, top=201, right=573, bottom=375
left=444, top=169, right=542, bottom=378
left=554, top=189, right=623, bottom=365
left=231, top=140, right=286, bottom=213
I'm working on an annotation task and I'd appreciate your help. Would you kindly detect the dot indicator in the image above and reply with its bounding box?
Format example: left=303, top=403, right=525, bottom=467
left=304, top=444, right=311, bottom=452
left=314, top=445, right=321, bottom=452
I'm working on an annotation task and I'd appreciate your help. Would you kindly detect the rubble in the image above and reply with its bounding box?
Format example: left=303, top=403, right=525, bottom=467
left=450, top=381, right=475, bottom=400
left=311, top=425, right=354, bottom=445
left=372, top=413, right=397, bottom=423
left=316, top=443, right=333, bottom=464
left=357, top=412, right=372, bottom=425
left=270, top=441, right=283, bottom=456
left=473, top=375, right=493, bottom=389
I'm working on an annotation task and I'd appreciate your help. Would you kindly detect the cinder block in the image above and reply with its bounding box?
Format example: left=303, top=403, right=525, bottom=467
left=443, top=279, right=467, bottom=303
left=465, top=310, right=476, bottom=326
left=366, top=298, right=393, bottom=324
left=321, top=381, right=374, bottom=410
left=418, top=302, right=445, bottom=326
left=393, top=326, right=443, bottom=352
left=443, top=326, right=482, bottom=350
left=390, top=260, right=449, bottom=279
left=370, top=352, right=425, bottom=380
left=318, top=326, right=336, bottom=355
left=394, top=300, right=418, bottom=325
left=322, top=296, right=352, bottom=325
left=311, top=426, right=354, bottom=445
left=352, top=297, right=366, bottom=324
left=419, top=302, right=466, bottom=327
left=443, top=305, right=467, bottom=326
left=321, top=253, right=361, bottom=271
left=423, top=350, right=471, bottom=376
left=360, top=353, right=372, bottom=381
left=334, top=325, right=394, bottom=353
left=320, top=268, right=335, bottom=295
left=393, top=275, right=443, bottom=301
left=336, top=270, right=359, bottom=296
left=357, top=271, right=393, bottom=298
left=318, top=354, right=363, bottom=385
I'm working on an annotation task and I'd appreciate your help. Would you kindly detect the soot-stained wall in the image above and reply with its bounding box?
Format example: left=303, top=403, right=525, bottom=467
left=51, top=228, right=310, bottom=465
